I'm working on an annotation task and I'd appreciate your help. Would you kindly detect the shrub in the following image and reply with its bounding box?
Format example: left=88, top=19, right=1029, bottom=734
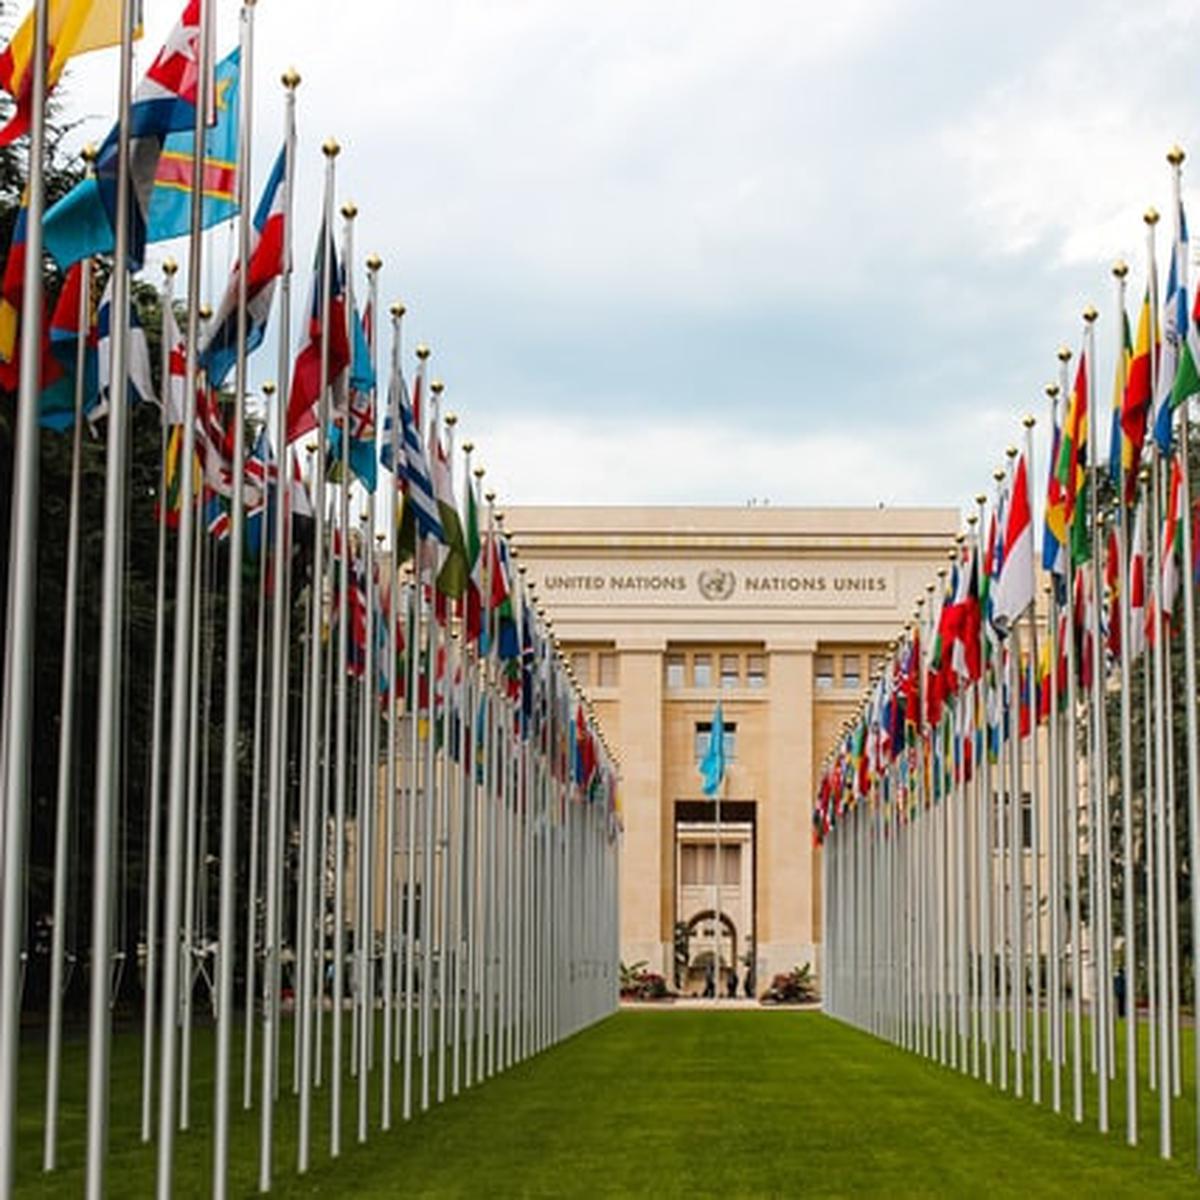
left=619, top=960, right=670, bottom=1001
left=761, top=962, right=818, bottom=1004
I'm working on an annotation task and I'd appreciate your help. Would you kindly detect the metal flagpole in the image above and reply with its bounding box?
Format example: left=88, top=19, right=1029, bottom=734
left=157, top=1, right=216, bottom=1190
left=44, top=248, right=94, bottom=1170
left=1082, top=304, right=1111, bottom=1132
left=1023, top=415, right=1043, bottom=1107
left=330, top=198, right=357, bottom=1158
left=1110, top=258, right=1139, bottom=1147
left=974, top=496, right=993, bottom=1088
left=0, top=0, right=48, bottom=1184
left=213, top=7, right=255, bottom=1191
left=140, top=253, right=175, bottom=1142
left=1165, top=146, right=1200, bottom=1159
left=295, top=135, right=340, bottom=1184
left=259, top=55, right=298, bottom=1147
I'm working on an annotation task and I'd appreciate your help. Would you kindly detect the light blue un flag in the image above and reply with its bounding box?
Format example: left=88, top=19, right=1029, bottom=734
left=699, top=702, right=726, bottom=798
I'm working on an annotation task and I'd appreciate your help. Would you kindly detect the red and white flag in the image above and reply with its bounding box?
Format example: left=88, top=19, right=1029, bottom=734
left=991, top=452, right=1034, bottom=632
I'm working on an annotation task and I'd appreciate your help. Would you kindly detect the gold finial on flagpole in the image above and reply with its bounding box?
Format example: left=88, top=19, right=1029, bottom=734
left=1145, top=206, right=1160, bottom=226
left=282, top=67, right=301, bottom=91
left=974, top=492, right=987, bottom=506
left=1083, top=305, right=1098, bottom=324
left=993, top=468, right=1006, bottom=482
left=366, top=253, right=382, bottom=273
left=463, top=441, right=474, bottom=454
left=322, top=138, right=340, bottom=159
left=163, top=257, right=178, bottom=277
left=1045, top=383, right=1059, bottom=399
left=199, top=304, right=212, bottom=321
left=390, top=302, right=406, bottom=319
left=1057, top=345, right=1072, bottom=363
left=1023, top=414, right=1036, bottom=429
left=967, top=514, right=978, bottom=528
left=262, top=381, right=276, bottom=397
left=1167, top=144, right=1186, bottom=167
left=485, top=490, right=496, bottom=503
left=415, top=344, right=431, bottom=361
left=444, top=412, right=457, bottom=427
left=341, top=202, right=357, bottom=220
left=474, top=466, right=485, bottom=480
left=1113, top=259, right=1129, bottom=279
left=1006, top=445, right=1018, bottom=459
left=81, top=142, right=98, bottom=167
left=431, top=380, right=445, bottom=397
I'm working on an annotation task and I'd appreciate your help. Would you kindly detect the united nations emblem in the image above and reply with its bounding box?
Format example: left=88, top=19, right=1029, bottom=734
left=697, top=568, right=736, bottom=602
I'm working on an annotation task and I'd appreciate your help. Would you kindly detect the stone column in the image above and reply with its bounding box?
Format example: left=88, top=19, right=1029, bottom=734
left=616, top=640, right=666, bottom=976
left=761, top=641, right=814, bottom=985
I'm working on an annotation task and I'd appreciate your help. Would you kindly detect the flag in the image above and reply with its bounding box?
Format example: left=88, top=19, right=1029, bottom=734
left=1109, top=304, right=1131, bottom=484
left=162, top=287, right=186, bottom=424
left=93, top=272, right=155, bottom=422
left=1056, top=346, right=1089, bottom=565
left=465, top=472, right=484, bottom=647
left=0, top=192, right=28, bottom=387
left=432, top=433, right=468, bottom=601
left=287, top=217, right=349, bottom=442
left=1172, top=268, right=1200, bottom=419
left=1104, top=524, right=1121, bottom=662
left=991, top=452, right=1033, bottom=634
left=1043, top=395, right=1067, bottom=586
left=43, top=0, right=204, bottom=269
left=143, top=47, right=240, bottom=243
left=394, top=367, right=443, bottom=548
left=39, top=260, right=97, bottom=429
left=699, top=703, right=726, bottom=798
left=0, top=0, right=131, bottom=146
left=1162, top=453, right=1183, bottom=621
left=204, top=487, right=229, bottom=541
left=327, top=302, right=377, bottom=489
left=199, top=145, right=286, bottom=388
left=1154, top=206, right=1187, bottom=454
left=1121, top=288, right=1155, bottom=497
left=1129, top=496, right=1147, bottom=660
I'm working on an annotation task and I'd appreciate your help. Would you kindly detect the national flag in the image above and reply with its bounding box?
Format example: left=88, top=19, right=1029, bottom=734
left=1056, top=345, right=1090, bottom=565
left=144, top=47, right=239, bottom=243
left=0, top=0, right=132, bottom=147
left=199, top=145, right=287, bottom=388
left=945, top=546, right=981, bottom=685
left=1121, top=288, right=1155, bottom=498
left=287, top=217, right=349, bottom=442
left=465, top=469, right=485, bottom=647
left=991, top=452, right=1033, bottom=634
left=1154, top=206, right=1187, bottom=454
left=39, top=260, right=98, bottom=429
left=1129, top=496, right=1147, bottom=660
left=394, top=363, right=443, bottom=549
left=43, top=0, right=206, bottom=269
left=1109, top=304, right=1132, bottom=485
left=1172, top=266, right=1200, bottom=420
left=0, top=192, right=28, bottom=388
left=328, top=302, right=377, bottom=489
left=93, top=272, right=156, bottom=422
left=162, top=288, right=186, bottom=423
left=432, top=432, right=468, bottom=601
left=1043, top=394, right=1067, bottom=586
left=1035, top=638, right=1051, bottom=724
left=195, top=384, right=232, bottom=495
left=699, top=702, right=726, bottom=798
left=1162, top=453, right=1183, bottom=621
left=1104, top=524, right=1121, bottom=662
left=1074, top=569, right=1093, bottom=690
left=204, top=487, right=229, bottom=541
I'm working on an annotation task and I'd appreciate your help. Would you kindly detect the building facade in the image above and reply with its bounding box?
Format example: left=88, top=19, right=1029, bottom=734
left=505, top=505, right=958, bottom=994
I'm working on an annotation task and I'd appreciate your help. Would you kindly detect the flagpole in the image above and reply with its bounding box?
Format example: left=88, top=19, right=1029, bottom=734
left=975, top=495, right=994, bottom=1088
left=154, top=1, right=215, bottom=1190
left=381, top=299, right=405, bottom=1129
left=1165, top=144, right=1200, bottom=1163
left=1022, top=414, right=1043, bottom=1107
left=44, top=245, right=94, bottom=1171
left=294, top=135, right=340, bottom=1184
left=261, top=54, right=298, bottom=1143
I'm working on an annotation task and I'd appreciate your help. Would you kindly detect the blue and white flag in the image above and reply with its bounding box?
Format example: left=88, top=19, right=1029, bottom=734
left=699, top=702, right=726, bottom=798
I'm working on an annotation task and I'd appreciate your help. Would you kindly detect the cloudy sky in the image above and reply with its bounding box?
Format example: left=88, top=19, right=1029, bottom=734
left=60, top=0, right=1200, bottom=513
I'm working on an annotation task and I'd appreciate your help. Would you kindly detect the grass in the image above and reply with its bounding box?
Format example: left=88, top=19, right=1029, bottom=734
left=12, top=1009, right=1200, bottom=1197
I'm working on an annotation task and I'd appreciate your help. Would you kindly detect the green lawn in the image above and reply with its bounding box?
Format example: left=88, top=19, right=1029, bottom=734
left=14, top=1010, right=1200, bottom=1196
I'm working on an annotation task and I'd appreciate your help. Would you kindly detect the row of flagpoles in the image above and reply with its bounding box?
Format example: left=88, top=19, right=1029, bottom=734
left=816, top=144, right=1200, bottom=1164
left=0, top=1, right=622, bottom=1197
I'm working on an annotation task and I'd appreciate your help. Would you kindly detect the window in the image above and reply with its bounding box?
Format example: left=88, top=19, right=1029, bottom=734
left=841, top=654, right=861, bottom=690
left=692, top=654, right=712, bottom=688
left=680, top=843, right=740, bottom=886
left=597, top=652, right=618, bottom=687
left=571, top=651, right=591, bottom=686
left=746, top=654, right=767, bottom=689
left=665, top=654, right=685, bottom=689
left=694, top=721, right=737, bottom=764
left=815, top=654, right=834, bottom=691
left=720, top=654, right=740, bottom=689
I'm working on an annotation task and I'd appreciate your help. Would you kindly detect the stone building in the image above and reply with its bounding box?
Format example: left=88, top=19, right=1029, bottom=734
left=505, top=505, right=958, bottom=993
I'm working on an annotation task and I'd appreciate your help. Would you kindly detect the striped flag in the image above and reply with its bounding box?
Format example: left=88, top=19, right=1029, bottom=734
left=991, top=452, right=1033, bottom=634
left=1162, top=453, right=1183, bottom=620
left=1129, top=496, right=1147, bottom=660
left=1153, top=205, right=1187, bottom=454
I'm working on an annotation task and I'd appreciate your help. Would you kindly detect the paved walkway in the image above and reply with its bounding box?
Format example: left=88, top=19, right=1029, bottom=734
left=620, top=997, right=820, bottom=1011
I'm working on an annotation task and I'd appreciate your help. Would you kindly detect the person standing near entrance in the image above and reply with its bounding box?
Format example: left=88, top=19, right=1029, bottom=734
left=703, top=961, right=715, bottom=998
